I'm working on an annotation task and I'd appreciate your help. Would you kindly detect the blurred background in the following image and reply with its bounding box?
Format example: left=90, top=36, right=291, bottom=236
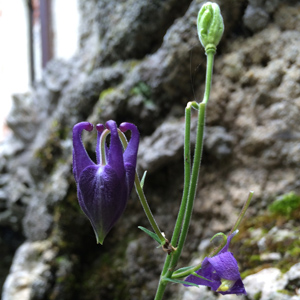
left=0, top=0, right=79, bottom=140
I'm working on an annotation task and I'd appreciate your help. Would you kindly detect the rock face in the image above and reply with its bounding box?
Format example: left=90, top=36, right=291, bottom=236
left=1, top=0, right=300, bottom=299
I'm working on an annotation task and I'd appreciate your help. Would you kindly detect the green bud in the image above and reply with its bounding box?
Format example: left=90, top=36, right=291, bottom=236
left=197, top=2, right=224, bottom=54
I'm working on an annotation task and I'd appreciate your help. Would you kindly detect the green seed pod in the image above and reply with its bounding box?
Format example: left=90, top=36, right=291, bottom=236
left=197, top=2, right=224, bottom=54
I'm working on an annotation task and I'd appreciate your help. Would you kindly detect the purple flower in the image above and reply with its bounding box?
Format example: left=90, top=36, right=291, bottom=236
left=72, top=120, right=139, bottom=244
left=184, top=233, right=246, bottom=295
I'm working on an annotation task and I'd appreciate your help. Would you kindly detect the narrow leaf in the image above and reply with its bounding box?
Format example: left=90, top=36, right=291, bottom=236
left=140, top=171, right=147, bottom=189
left=138, top=226, right=161, bottom=244
left=173, top=266, right=195, bottom=275
left=164, top=277, right=199, bottom=287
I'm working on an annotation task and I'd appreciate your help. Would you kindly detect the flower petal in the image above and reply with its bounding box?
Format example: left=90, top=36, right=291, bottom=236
left=119, top=122, right=140, bottom=167
left=228, top=278, right=246, bottom=295
left=208, top=252, right=240, bottom=281
left=105, top=121, right=125, bottom=177
left=72, top=122, right=95, bottom=182
left=220, top=231, right=237, bottom=253
left=78, top=164, right=128, bottom=244
left=119, top=122, right=140, bottom=190
left=184, top=258, right=221, bottom=290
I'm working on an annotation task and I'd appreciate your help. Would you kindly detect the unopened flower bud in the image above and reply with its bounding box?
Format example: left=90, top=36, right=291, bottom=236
left=197, top=2, right=224, bottom=54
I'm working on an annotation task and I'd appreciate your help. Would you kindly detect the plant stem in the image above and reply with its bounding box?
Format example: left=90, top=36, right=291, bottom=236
left=153, top=102, right=194, bottom=299
left=153, top=50, right=215, bottom=300
left=134, top=173, right=166, bottom=243
left=118, top=130, right=166, bottom=244
left=230, top=191, right=254, bottom=234
left=154, top=103, right=207, bottom=299
left=170, top=103, right=193, bottom=248
left=203, top=51, right=214, bottom=104
left=166, top=102, right=206, bottom=275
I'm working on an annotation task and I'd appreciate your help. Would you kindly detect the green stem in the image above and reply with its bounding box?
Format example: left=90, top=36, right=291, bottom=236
left=166, top=102, right=206, bottom=275
left=153, top=102, right=194, bottom=299
left=134, top=173, right=166, bottom=243
left=202, top=51, right=214, bottom=104
left=154, top=104, right=206, bottom=298
left=154, top=280, right=168, bottom=300
left=155, top=103, right=207, bottom=296
left=230, top=191, right=254, bottom=234
left=153, top=50, right=215, bottom=300
left=170, top=102, right=193, bottom=248
left=117, top=130, right=166, bottom=244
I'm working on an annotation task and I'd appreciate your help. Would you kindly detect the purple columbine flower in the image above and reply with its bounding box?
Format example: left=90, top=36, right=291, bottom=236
left=184, top=233, right=246, bottom=295
left=72, top=120, right=139, bottom=244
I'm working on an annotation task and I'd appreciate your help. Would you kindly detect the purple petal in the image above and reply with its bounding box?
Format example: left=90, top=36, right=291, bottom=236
left=184, top=257, right=221, bottom=290
left=124, top=163, right=136, bottom=193
left=220, top=231, right=237, bottom=253
left=228, top=278, right=246, bottom=295
left=119, top=122, right=140, bottom=167
left=105, top=121, right=125, bottom=178
left=208, top=252, right=241, bottom=281
left=72, top=122, right=95, bottom=182
left=78, top=164, right=128, bottom=244
left=119, top=122, right=140, bottom=191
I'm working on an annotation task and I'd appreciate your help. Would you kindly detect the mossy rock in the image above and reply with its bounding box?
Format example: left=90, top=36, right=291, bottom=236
left=231, top=193, right=300, bottom=279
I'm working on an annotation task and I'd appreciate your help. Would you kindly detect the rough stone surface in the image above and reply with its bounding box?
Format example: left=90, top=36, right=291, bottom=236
left=2, top=241, right=57, bottom=300
left=287, top=263, right=300, bottom=281
left=1, top=0, right=300, bottom=299
left=244, top=268, right=288, bottom=300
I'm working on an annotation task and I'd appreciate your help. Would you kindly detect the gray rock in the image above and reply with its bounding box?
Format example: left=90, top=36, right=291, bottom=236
left=243, top=268, right=288, bottom=300
left=138, top=119, right=187, bottom=173
left=247, top=0, right=281, bottom=13
left=260, top=252, right=281, bottom=261
left=2, top=241, right=56, bottom=300
left=96, top=0, right=191, bottom=65
left=138, top=118, right=234, bottom=172
left=181, top=286, right=217, bottom=300
left=43, top=59, right=70, bottom=93
left=287, top=263, right=300, bottom=281
left=205, top=126, right=235, bottom=160
left=22, top=197, right=53, bottom=241
left=243, top=5, right=270, bottom=32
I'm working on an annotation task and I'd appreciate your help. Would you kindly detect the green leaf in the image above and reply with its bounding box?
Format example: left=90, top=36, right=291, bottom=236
left=140, top=171, right=147, bottom=189
left=164, top=277, right=199, bottom=287
left=173, top=266, right=196, bottom=275
left=138, top=226, right=161, bottom=244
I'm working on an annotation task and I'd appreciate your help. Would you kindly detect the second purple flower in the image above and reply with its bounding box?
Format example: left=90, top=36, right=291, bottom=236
left=184, top=233, right=246, bottom=295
